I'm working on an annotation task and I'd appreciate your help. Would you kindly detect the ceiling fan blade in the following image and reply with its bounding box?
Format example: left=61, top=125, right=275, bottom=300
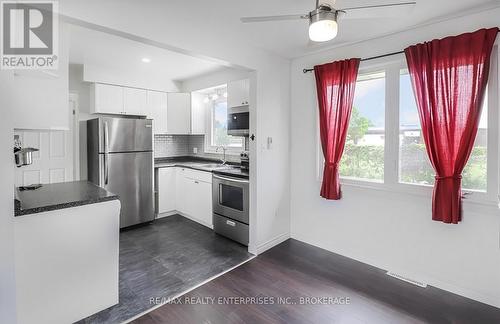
left=339, top=1, right=416, bottom=19
left=241, top=14, right=308, bottom=23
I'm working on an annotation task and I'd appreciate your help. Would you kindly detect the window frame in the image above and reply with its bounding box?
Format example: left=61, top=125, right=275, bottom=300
left=316, top=45, right=499, bottom=206
left=204, top=96, right=244, bottom=154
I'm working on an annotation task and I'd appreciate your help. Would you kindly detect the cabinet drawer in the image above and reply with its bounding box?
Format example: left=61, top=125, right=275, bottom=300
left=180, top=168, right=212, bottom=183
left=213, top=214, right=249, bottom=246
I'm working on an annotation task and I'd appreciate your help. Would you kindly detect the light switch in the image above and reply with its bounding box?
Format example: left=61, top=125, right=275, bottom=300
left=267, top=137, right=273, bottom=149
left=193, top=147, right=198, bottom=154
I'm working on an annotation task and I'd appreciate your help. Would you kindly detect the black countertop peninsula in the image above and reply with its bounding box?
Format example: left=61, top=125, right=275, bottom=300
left=15, top=181, right=119, bottom=217
left=154, top=156, right=249, bottom=179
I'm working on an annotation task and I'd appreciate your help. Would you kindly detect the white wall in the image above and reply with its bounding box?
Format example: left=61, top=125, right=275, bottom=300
left=0, top=22, right=72, bottom=324
left=82, top=63, right=181, bottom=92
left=1, top=25, right=69, bottom=130
left=290, top=8, right=500, bottom=307
left=181, top=68, right=250, bottom=92
left=58, top=0, right=291, bottom=254
left=68, top=64, right=91, bottom=180
left=0, top=94, right=17, bottom=324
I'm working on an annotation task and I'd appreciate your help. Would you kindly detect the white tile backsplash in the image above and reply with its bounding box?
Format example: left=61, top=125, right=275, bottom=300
left=154, top=134, right=241, bottom=163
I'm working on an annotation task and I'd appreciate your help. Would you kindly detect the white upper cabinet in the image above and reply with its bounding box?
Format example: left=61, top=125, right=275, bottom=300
left=190, top=92, right=206, bottom=135
left=90, top=83, right=124, bottom=115
left=123, top=87, right=147, bottom=116
left=227, top=79, right=250, bottom=108
left=167, top=93, right=191, bottom=134
left=91, top=83, right=147, bottom=116
left=146, top=91, right=168, bottom=134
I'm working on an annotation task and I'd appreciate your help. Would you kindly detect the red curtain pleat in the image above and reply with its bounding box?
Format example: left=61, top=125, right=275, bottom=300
left=314, top=58, right=360, bottom=200
left=404, top=28, right=498, bottom=223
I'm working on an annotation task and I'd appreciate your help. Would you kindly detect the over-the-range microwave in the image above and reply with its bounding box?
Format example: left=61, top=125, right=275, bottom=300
left=227, top=106, right=249, bottom=136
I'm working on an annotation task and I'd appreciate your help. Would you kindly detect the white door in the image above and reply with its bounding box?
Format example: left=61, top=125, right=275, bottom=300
left=91, top=83, right=124, bottom=114
left=167, top=93, right=191, bottom=134
left=146, top=91, right=168, bottom=134
left=123, top=87, right=147, bottom=116
left=191, top=92, right=206, bottom=135
left=158, top=167, right=176, bottom=214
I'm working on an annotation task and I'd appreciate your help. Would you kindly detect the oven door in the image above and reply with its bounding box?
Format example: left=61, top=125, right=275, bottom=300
left=212, top=174, right=249, bottom=224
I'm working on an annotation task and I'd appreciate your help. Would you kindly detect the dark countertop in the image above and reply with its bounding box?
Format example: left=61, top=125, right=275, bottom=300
left=155, top=156, right=249, bottom=179
left=15, top=181, right=119, bottom=217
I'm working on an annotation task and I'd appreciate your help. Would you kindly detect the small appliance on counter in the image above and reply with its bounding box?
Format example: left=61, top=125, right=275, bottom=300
left=14, top=135, right=39, bottom=168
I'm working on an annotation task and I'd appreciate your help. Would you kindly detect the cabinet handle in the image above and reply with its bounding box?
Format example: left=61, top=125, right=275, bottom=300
left=226, top=220, right=236, bottom=227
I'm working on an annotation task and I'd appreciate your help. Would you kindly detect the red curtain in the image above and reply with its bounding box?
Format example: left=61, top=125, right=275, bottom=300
left=405, top=28, right=498, bottom=223
left=314, top=59, right=360, bottom=200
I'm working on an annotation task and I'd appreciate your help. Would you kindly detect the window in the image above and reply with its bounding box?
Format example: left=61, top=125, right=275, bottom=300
left=340, top=71, right=385, bottom=182
left=316, top=50, right=498, bottom=203
left=399, top=70, right=488, bottom=191
left=198, top=84, right=244, bottom=152
left=209, top=100, right=244, bottom=149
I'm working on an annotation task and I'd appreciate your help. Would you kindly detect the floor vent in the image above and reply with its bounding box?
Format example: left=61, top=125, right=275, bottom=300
left=386, top=271, right=427, bottom=288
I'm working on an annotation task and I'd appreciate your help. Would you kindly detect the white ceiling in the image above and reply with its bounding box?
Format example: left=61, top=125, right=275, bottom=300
left=68, top=24, right=231, bottom=83
left=64, top=0, right=500, bottom=62
left=230, top=0, right=499, bottom=58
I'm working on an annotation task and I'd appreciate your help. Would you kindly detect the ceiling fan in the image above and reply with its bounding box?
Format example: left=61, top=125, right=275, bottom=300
left=241, top=0, right=417, bottom=42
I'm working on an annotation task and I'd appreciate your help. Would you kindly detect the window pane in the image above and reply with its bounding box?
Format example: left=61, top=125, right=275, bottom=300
left=398, top=70, right=487, bottom=191
left=340, top=72, right=385, bottom=182
left=211, top=101, right=243, bottom=148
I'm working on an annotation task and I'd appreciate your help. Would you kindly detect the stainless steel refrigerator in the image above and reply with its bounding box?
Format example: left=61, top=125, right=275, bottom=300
left=87, top=116, right=154, bottom=228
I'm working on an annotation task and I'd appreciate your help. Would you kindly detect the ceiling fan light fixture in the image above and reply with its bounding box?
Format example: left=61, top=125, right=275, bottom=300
left=308, top=8, right=338, bottom=42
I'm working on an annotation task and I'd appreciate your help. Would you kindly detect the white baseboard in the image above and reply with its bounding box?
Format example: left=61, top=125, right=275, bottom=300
left=156, top=211, right=177, bottom=219
left=291, top=232, right=500, bottom=309
left=256, top=232, right=290, bottom=255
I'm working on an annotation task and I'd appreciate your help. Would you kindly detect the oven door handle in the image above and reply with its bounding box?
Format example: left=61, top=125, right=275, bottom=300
left=213, top=174, right=249, bottom=184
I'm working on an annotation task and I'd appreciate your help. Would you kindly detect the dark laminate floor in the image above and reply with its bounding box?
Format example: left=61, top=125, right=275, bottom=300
left=133, top=239, right=500, bottom=324
left=78, top=215, right=251, bottom=324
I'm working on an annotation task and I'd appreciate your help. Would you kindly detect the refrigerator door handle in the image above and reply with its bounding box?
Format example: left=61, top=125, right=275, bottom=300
left=104, top=121, right=109, bottom=186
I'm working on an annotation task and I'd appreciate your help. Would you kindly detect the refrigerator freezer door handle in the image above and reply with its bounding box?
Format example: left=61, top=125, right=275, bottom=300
left=104, top=121, right=109, bottom=186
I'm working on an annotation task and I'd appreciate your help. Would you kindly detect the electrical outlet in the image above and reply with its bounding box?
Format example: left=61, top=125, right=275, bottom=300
left=193, top=147, right=198, bottom=154
left=267, top=137, right=273, bottom=149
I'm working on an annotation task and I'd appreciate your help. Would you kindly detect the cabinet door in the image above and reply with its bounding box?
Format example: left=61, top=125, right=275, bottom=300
left=146, top=91, right=168, bottom=134
left=175, top=167, right=188, bottom=214
left=167, top=93, right=191, bottom=134
left=189, top=178, right=213, bottom=227
left=158, top=167, right=176, bottom=214
left=227, top=79, right=249, bottom=108
left=191, top=92, right=206, bottom=135
left=91, top=83, right=124, bottom=114
left=123, top=87, right=147, bottom=116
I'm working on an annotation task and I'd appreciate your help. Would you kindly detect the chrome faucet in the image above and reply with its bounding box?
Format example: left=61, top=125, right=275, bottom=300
left=216, top=146, right=227, bottom=165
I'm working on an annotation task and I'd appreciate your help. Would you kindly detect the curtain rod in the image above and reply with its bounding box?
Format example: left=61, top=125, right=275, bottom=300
left=302, top=50, right=404, bottom=73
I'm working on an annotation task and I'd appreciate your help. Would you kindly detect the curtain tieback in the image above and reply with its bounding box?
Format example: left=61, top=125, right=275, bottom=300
left=325, top=162, right=339, bottom=167
left=435, top=175, right=462, bottom=180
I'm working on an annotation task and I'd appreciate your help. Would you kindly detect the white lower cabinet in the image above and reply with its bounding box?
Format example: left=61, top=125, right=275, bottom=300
left=158, top=167, right=176, bottom=214
left=158, top=167, right=213, bottom=228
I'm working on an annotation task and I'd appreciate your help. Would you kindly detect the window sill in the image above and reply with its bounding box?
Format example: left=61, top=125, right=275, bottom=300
left=316, top=177, right=499, bottom=208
